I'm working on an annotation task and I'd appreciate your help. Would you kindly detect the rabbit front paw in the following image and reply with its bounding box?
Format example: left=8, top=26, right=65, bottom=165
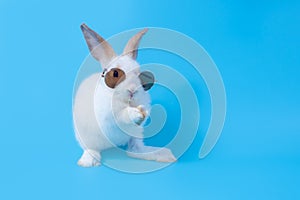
left=127, top=147, right=177, bottom=163
left=128, top=106, right=146, bottom=125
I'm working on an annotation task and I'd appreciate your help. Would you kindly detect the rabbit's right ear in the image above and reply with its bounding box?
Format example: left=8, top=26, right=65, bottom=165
left=80, top=23, right=116, bottom=68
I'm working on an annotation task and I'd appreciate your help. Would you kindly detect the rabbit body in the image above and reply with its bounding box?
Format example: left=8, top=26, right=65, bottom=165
left=74, top=24, right=176, bottom=167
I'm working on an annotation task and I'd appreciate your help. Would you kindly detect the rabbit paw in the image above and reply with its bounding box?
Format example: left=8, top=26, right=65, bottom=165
left=128, top=107, right=146, bottom=125
left=152, top=147, right=177, bottom=162
left=77, top=150, right=101, bottom=167
left=127, top=147, right=177, bottom=163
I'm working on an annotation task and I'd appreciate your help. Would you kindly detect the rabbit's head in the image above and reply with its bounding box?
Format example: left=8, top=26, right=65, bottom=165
left=80, top=23, right=154, bottom=103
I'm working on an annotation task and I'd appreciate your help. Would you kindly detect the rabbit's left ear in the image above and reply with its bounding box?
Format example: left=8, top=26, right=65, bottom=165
left=81, top=23, right=116, bottom=69
left=123, top=28, right=148, bottom=60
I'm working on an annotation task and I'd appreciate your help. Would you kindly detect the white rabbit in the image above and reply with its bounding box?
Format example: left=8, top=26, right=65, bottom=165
left=73, top=23, right=176, bottom=167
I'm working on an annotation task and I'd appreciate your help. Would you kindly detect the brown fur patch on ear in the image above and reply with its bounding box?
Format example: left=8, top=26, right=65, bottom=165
left=105, top=68, right=126, bottom=88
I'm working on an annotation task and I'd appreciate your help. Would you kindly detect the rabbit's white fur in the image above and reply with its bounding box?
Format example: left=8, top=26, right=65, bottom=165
left=74, top=24, right=176, bottom=167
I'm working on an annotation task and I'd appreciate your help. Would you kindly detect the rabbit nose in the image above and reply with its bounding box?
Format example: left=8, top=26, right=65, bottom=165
left=128, top=84, right=137, bottom=93
left=127, top=90, right=136, bottom=99
left=127, top=86, right=137, bottom=98
left=129, top=91, right=134, bottom=98
left=128, top=89, right=136, bottom=96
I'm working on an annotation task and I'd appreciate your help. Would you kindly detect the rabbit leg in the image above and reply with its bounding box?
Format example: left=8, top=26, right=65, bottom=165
left=77, top=149, right=101, bottom=167
left=127, top=138, right=177, bottom=162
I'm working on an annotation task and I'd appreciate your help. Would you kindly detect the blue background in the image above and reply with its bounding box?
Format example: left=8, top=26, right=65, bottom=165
left=1, top=0, right=299, bottom=199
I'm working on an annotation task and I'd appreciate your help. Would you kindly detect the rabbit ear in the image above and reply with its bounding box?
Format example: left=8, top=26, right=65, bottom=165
left=123, top=28, right=148, bottom=60
left=80, top=23, right=116, bottom=68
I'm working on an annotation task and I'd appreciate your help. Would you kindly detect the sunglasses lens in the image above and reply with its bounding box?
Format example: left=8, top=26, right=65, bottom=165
left=139, top=71, right=154, bottom=91
left=104, top=68, right=126, bottom=88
